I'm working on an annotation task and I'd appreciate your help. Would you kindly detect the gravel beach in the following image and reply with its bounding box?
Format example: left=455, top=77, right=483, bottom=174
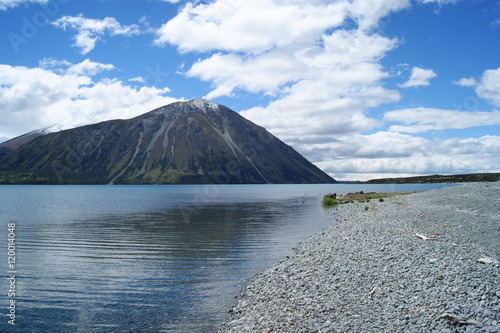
left=219, top=182, right=500, bottom=333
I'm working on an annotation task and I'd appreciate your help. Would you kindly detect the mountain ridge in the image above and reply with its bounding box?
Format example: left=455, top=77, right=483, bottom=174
left=0, top=99, right=335, bottom=184
left=0, top=124, right=60, bottom=150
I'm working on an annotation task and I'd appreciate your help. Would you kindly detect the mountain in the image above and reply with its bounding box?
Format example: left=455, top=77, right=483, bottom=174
left=0, top=99, right=335, bottom=184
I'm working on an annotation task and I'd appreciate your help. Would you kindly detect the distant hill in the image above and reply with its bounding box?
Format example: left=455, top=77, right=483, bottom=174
left=366, top=173, right=500, bottom=184
left=0, top=99, right=335, bottom=185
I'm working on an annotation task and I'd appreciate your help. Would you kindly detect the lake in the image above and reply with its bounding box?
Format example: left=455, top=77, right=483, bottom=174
left=0, top=183, right=454, bottom=332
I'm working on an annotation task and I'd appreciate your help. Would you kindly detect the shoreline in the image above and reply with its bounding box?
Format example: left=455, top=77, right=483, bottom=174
left=219, top=182, right=500, bottom=332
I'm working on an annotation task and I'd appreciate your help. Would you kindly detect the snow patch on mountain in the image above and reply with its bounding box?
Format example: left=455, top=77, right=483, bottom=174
left=190, top=98, right=220, bottom=113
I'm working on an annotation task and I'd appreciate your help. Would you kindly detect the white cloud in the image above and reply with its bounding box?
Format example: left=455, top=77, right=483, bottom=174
left=453, top=77, right=477, bottom=87
left=187, top=49, right=307, bottom=99
left=39, top=58, right=115, bottom=76
left=455, top=67, right=500, bottom=107
left=349, top=0, right=411, bottom=31
left=155, top=0, right=407, bottom=115
left=475, top=67, right=500, bottom=107
left=316, top=132, right=500, bottom=181
left=398, top=66, right=437, bottom=88
left=67, top=59, right=115, bottom=76
left=129, top=76, right=145, bottom=83
left=312, top=132, right=430, bottom=161
left=186, top=28, right=400, bottom=101
left=238, top=29, right=400, bottom=142
left=52, top=14, right=142, bottom=54
left=0, top=0, right=47, bottom=10
left=154, top=0, right=350, bottom=53
left=0, top=64, right=179, bottom=139
left=159, top=0, right=180, bottom=3
left=242, top=76, right=398, bottom=140
left=384, top=108, right=500, bottom=133
left=38, top=58, right=71, bottom=71
left=155, top=0, right=412, bottom=52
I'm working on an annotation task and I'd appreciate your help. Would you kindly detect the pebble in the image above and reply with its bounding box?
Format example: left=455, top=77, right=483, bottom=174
left=218, top=182, right=500, bottom=332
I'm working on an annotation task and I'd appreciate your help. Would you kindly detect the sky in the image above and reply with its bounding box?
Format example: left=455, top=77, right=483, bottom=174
left=0, top=0, right=499, bottom=181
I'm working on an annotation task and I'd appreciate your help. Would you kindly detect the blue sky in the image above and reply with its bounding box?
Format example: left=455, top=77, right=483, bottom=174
left=0, top=0, right=499, bottom=181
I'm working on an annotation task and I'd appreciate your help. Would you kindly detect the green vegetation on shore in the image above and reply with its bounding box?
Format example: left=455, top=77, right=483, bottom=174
left=322, top=196, right=339, bottom=205
left=323, top=191, right=416, bottom=206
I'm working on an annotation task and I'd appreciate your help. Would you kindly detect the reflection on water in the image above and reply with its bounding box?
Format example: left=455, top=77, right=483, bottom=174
left=0, top=184, right=453, bottom=332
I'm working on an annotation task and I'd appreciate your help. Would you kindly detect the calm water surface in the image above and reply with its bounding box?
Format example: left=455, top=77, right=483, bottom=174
left=0, top=184, right=454, bottom=332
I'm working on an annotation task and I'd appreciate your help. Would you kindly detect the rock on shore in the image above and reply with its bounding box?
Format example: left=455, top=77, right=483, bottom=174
left=219, top=182, right=500, bottom=333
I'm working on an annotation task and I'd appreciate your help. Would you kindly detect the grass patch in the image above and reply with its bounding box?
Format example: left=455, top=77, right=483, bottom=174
left=322, top=196, right=339, bottom=206
left=322, top=191, right=418, bottom=206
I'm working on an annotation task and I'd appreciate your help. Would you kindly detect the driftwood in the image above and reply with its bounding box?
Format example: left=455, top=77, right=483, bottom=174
left=478, top=257, right=499, bottom=265
left=415, top=233, right=431, bottom=241
left=367, top=287, right=377, bottom=299
left=439, top=313, right=483, bottom=327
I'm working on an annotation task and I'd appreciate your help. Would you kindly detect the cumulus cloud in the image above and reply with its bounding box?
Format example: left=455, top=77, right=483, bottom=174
left=66, top=59, right=115, bottom=76
left=476, top=69, right=500, bottom=107
left=155, top=0, right=350, bottom=53
left=238, top=29, right=399, bottom=142
left=0, top=0, right=47, bottom=10
left=316, top=133, right=500, bottom=181
left=187, top=49, right=307, bottom=99
left=453, top=77, right=477, bottom=87
left=455, top=67, right=500, bottom=107
left=384, top=108, right=500, bottom=133
left=242, top=76, right=398, bottom=139
left=129, top=76, right=145, bottom=83
left=0, top=64, right=179, bottom=139
left=398, top=66, right=437, bottom=88
left=476, top=68, right=500, bottom=106
left=309, top=132, right=430, bottom=161
left=349, top=0, right=411, bottom=31
left=52, top=14, right=142, bottom=54
left=39, top=58, right=115, bottom=76
left=155, top=0, right=412, bottom=52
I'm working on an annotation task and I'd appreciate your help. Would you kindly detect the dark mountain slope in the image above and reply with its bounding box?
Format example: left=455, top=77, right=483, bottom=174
left=0, top=99, right=335, bottom=184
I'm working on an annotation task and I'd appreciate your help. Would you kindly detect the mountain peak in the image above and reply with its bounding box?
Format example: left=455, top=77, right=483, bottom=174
left=187, top=98, right=221, bottom=113
left=150, top=98, right=223, bottom=117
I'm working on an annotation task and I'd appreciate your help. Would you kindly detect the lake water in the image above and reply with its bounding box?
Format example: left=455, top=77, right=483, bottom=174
left=0, top=183, right=454, bottom=332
